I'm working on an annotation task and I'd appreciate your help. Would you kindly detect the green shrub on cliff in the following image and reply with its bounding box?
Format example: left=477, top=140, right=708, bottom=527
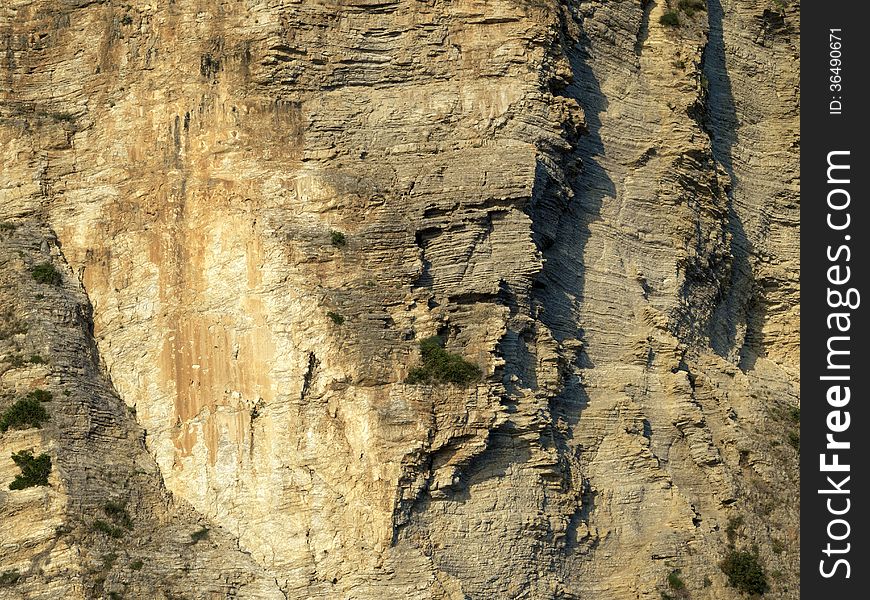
left=0, top=398, right=49, bottom=432
left=721, top=549, right=768, bottom=595
left=660, top=11, right=680, bottom=27
left=93, top=519, right=125, bottom=538
left=30, top=263, right=61, bottom=285
left=406, top=337, right=481, bottom=386
left=26, top=389, right=52, bottom=403
left=9, top=450, right=51, bottom=490
left=104, top=500, right=134, bottom=530
left=330, top=230, right=347, bottom=247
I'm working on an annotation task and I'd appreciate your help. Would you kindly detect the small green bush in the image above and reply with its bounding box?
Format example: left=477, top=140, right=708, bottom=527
left=789, top=406, right=800, bottom=422
left=665, top=569, right=689, bottom=599
left=330, top=230, right=347, bottom=247
left=104, top=500, right=134, bottom=530
left=0, top=222, right=16, bottom=232
left=406, top=337, right=482, bottom=386
left=0, top=570, right=19, bottom=586
left=130, top=559, right=144, bottom=571
left=668, top=569, right=685, bottom=590
left=660, top=11, right=680, bottom=27
left=29, top=355, right=46, bottom=364
left=725, top=515, right=743, bottom=543
left=0, top=398, right=49, bottom=432
left=721, top=549, right=768, bottom=595
left=190, top=526, right=210, bottom=543
left=9, top=450, right=51, bottom=490
left=787, top=430, right=800, bottom=453
left=327, top=311, right=345, bottom=325
left=26, top=389, right=52, bottom=403
left=93, top=519, right=125, bottom=538
left=30, top=263, right=61, bottom=285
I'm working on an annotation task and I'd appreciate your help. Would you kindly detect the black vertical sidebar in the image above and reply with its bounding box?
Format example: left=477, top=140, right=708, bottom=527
left=801, top=1, right=869, bottom=597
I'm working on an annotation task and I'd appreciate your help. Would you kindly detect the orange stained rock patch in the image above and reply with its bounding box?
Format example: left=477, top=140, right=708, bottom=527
left=160, top=316, right=276, bottom=462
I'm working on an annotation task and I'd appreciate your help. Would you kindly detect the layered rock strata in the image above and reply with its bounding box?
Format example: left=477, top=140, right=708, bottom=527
left=1, top=1, right=799, bottom=598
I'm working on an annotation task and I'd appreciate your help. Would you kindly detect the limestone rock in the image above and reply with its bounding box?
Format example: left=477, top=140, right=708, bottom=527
left=1, top=1, right=799, bottom=598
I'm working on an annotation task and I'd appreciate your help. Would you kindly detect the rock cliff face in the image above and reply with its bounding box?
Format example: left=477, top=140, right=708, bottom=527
left=1, top=1, right=799, bottom=599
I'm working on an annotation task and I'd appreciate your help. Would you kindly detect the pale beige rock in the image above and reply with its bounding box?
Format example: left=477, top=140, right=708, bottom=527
left=1, top=1, right=798, bottom=598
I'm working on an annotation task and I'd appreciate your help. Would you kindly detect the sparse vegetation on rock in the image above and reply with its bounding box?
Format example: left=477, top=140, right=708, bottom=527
left=720, top=549, right=768, bottom=595
left=190, top=526, right=210, bottom=543
left=9, top=450, right=51, bottom=490
left=27, top=389, right=53, bottom=403
left=787, top=430, right=800, bottom=453
left=93, top=519, right=125, bottom=538
left=104, top=500, right=134, bottom=530
left=330, top=230, right=347, bottom=247
left=0, top=398, right=49, bottom=432
left=725, top=515, right=744, bottom=544
left=406, top=336, right=481, bottom=386
left=30, top=262, right=61, bottom=285
left=660, top=11, right=680, bottom=27
left=665, top=569, right=689, bottom=599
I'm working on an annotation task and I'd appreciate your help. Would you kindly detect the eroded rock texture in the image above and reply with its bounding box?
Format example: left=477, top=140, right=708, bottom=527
left=1, top=1, right=799, bottom=598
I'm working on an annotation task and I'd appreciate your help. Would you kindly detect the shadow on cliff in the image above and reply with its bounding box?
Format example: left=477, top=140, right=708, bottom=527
left=543, top=40, right=612, bottom=348
left=530, top=27, right=614, bottom=554
left=389, top=29, right=613, bottom=566
left=435, top=20, right=613, bottom=555
left=703, top=0, right=765, bottom=371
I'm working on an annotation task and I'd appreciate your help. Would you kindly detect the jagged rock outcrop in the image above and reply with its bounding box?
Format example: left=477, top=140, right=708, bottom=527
left=1, top=1, right=799, bottom=599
